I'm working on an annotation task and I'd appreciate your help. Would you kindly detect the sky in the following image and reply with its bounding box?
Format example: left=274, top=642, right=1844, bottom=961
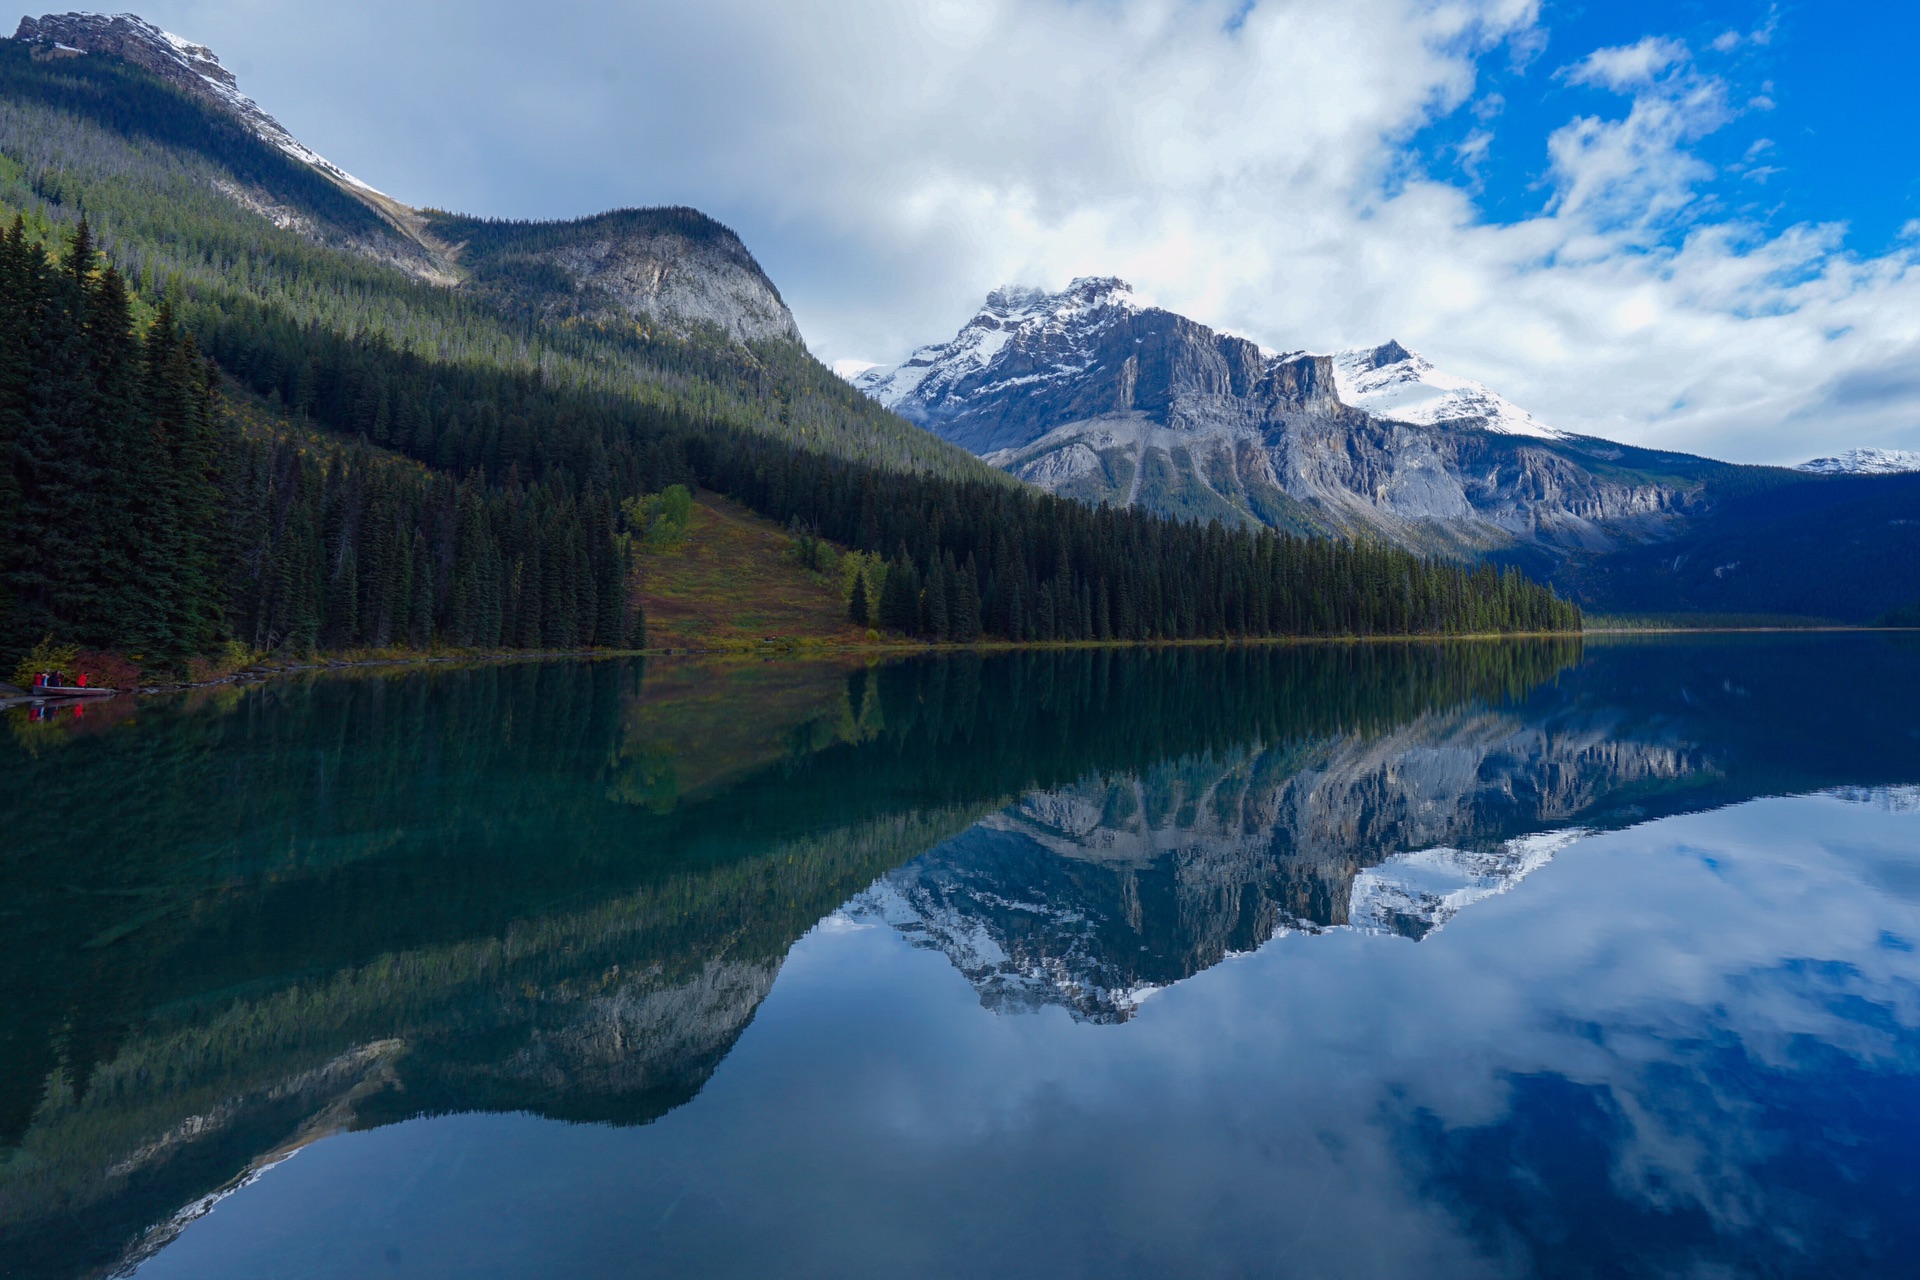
left=111, top=0, right=1920, bottom=463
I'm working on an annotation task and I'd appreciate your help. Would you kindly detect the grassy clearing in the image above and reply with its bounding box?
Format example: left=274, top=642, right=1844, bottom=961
left=637, top=491, right=866, bottom=651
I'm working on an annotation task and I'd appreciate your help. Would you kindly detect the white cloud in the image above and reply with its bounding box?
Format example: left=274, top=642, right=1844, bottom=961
left=1562, top=35, right=1689, bottom=91
left=129, top=0, right=1920, bottom=463
left=1712, top=8, right=1781, bottom=53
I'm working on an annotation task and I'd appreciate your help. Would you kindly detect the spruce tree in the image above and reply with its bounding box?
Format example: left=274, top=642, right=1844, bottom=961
left=877, top=548, right=920, bottom=634
left=848, top=572, right=869, bottom=626
left=955, top=554, right=982, bottom=643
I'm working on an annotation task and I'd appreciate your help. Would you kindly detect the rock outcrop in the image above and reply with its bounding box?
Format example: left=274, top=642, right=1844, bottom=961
left=427, top=207, right=803, bottom=345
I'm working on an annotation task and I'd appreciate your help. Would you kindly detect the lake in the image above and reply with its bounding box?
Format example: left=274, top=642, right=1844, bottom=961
left=3, top=636, right=1918, bottom=1279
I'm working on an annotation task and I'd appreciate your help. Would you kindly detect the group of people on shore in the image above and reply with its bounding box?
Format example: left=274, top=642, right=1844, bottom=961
left=30, top=670, right=87, bottom=690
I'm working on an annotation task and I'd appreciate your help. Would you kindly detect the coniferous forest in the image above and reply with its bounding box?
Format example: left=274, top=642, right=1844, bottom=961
left=0, top=221, right=635, bottom=664
left=0, top=214, right=1576, bottom=670
left=0, top=38, right=1579, bottom=673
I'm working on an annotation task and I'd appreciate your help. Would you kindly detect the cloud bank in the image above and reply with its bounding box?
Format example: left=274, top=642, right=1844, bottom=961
left=134, top=0, right=1920, bottom=462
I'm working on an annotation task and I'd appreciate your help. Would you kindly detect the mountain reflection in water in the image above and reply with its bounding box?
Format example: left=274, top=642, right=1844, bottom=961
left=1, top=637, right=1917, bottom=1279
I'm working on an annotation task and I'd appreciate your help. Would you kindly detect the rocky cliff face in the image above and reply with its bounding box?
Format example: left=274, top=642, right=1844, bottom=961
left=10, top=13, right=803, bottom=345
left=845, top=707, right=1707, bottom=1023
left=426, top=207, right=803, bottom=345
left=856, top=280, right=1705, bottom=554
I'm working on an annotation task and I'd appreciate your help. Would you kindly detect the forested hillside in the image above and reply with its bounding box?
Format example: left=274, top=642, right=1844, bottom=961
left=0, top=221, right=635, bottom=661
left=0, top=36, right=1578, bottom=671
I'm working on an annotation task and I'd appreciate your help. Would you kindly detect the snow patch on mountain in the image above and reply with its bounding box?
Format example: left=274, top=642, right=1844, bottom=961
left=1796, top=448, right=1920, bottom=476
left=1329, top=341, right=1567, bottom=439
left=157, top=30, right=382, bottom=195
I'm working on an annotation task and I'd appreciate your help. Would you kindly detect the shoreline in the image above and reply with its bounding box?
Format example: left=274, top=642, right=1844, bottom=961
left=8, top=625, right=1909, bottom=708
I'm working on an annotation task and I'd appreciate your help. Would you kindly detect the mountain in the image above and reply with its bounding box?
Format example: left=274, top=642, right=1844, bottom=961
left=1798, top=448, right=1920, bottom=476
left=10, top=12, right=806, bottom=344
left=1561, top=470, right=1920, bottom=622
left=854, top=278, right=1727, bottom=554
left=423, top=206, right=802, bottom=344
left=856, top=279, right=1920, bottom=619
left=14, top=11, right=456, bottom=282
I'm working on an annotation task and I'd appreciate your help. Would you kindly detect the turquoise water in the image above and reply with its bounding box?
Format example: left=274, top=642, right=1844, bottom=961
left=2, top=638, right=1918, bottom=1278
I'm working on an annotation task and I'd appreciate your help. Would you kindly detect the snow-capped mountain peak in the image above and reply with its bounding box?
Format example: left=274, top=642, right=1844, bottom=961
left=844, top=281, right=1637, bottom=549
left=854, top=276, right=1143, bottom=410
left=1328, top=340, right=1566, bottom=439
left=1796, top=448, right=1920, bottom=476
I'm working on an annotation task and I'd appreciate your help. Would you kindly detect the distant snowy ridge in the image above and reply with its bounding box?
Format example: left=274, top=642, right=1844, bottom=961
left=1327, top=340, right=1567, bottom=439
left=1796, top=448, right=1920, bottom=476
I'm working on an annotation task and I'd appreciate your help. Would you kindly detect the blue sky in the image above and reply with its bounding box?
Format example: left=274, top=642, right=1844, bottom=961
left=117, top=0, right=1920, bottom=462
left=1417, top=1, right=1919, bottom=256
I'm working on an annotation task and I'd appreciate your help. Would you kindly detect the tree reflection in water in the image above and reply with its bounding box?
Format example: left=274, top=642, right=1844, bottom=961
left=3, top=636, right=1918, bottom=1278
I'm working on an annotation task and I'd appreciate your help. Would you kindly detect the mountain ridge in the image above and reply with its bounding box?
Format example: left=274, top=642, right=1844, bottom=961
left=1797, top=447, right=1920, bottom=476
left=851, top=278, right=1920, bottom=619
left=854, top=277, right=1704, bottom=554
left=9, top=12, right=804, bottom=343
left=13, top=10, right=460, bottom=282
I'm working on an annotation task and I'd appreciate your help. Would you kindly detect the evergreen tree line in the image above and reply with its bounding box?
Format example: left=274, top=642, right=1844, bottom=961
left=173, top=272, right=1582, bottom=645
left=0, top=220, right=636, bottom=664
left=0, top=218, right=225, bottom=660
left=224, top=438, right=635, bottom=657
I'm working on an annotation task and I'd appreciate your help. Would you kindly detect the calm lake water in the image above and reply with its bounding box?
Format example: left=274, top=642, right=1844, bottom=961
left=3, top=637, right=1918, bottom=1279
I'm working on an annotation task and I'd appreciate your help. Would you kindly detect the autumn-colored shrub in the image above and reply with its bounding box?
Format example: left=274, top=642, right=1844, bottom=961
left=73, top=650, right=143, bottom=691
